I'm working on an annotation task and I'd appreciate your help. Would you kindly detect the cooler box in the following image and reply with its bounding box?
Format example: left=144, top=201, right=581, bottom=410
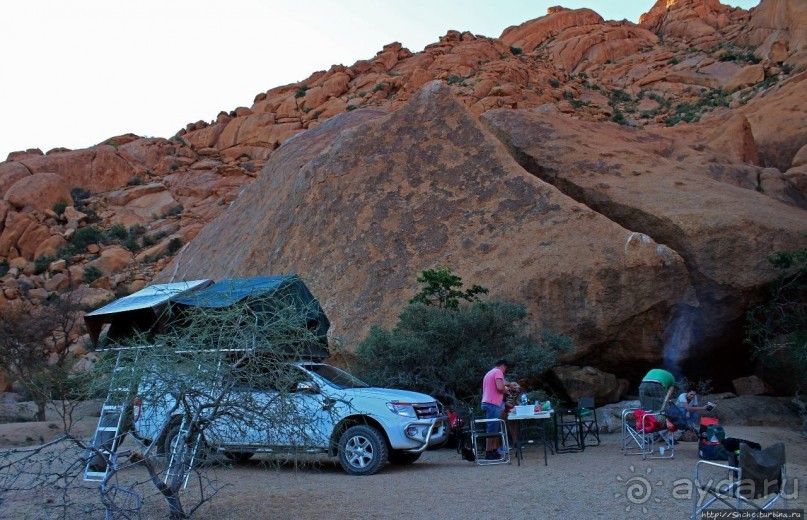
left=514, top=405, right=534, bottom=417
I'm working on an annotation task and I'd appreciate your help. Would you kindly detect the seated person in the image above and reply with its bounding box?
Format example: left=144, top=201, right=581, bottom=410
left=676, top=387, right=710, bottom=430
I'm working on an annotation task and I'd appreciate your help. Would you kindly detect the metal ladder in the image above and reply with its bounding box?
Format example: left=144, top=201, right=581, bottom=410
left=84, top=350, right=137, bottom=482
left=163, top=414, right=203, bottom=489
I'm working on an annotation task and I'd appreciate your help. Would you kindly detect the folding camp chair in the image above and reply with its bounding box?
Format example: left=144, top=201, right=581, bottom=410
left=470, top=417, right=510, bottom=466
left=578, top=397, right=600, bottom=447
left=554, top=406, right=584, bottom=453
left=621, top=407, right=674, bottom=460
left=691, top=442, right=786, bottom=519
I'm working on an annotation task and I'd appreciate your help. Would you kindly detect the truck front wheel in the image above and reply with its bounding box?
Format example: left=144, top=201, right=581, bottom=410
left=337, top=425, right=388, bottom=475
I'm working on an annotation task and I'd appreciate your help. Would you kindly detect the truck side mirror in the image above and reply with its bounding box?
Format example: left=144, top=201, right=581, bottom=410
left=295, top=381, right=319, bottom=393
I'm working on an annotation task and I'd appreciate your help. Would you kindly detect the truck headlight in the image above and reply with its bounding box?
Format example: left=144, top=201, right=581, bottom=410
left=387, top=402, right=417, bottom=418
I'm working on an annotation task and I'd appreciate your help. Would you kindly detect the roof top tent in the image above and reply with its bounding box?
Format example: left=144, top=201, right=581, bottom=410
left=170, top=275, right=330, bottom=359
left=84, top=279, right=213, bottom=348
left=84, top=275, right=330, bottom=359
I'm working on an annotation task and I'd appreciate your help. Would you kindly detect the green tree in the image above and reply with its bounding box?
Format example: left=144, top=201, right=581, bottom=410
left=356, top=301, right=571, bottom=406
left=409, top=267, right=488, bottom=310
left=746, top=241, right=807, bottom=392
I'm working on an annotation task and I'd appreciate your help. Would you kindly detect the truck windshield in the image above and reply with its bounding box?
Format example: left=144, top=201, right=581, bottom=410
left=303, top=364, right=370, bottom=389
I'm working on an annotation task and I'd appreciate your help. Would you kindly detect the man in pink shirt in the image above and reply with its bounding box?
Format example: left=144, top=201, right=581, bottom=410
left=481, top=359, right=517, bottom=460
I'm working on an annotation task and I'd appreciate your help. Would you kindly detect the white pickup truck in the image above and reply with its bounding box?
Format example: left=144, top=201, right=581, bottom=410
left=132, top=361, right=448, bottom=475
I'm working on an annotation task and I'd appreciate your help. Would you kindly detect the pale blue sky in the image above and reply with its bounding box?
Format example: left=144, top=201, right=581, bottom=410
left=0, top=1, right=759, bottom=160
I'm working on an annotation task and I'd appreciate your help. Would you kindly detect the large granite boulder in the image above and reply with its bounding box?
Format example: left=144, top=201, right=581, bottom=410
left=16, top=147, right=144, bottom=194
left=3, top=172, right=72, bottom=213
left=158, top=82, right=692, bottom=368
left=481, top=108, right=807, bottom=374
left=710, top=394, right=801, bottom=427
left=548, top=365, right=627, bottom=405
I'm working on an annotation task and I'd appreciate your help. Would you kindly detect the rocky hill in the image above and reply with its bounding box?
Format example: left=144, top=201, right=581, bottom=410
left=1, top=0, right=806, bottom=390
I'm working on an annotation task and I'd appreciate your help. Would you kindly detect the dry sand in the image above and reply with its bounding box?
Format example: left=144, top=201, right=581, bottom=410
left=1, top=418, right=805, bottom=519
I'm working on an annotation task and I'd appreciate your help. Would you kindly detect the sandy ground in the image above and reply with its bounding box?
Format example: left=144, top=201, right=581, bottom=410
left=0, top=418, right=805, bottom=519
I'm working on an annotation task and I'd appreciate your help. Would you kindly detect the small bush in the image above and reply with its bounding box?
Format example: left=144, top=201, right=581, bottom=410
left=141, top=231, right=167, bottom=248
left=719, top=49, right=760, bottom=64
left=371, top=83, right=385, bottom=93
left=83, top=265, right=103, bottom=284
left=548, top=78, right=560, bottom=88
left=758, top=75, right=780, bottom=89
left=612, top=108, right=626, bottom=124
left=294, top=85, right=309, bottom=99
left=70, top=187, right=91, bottom=205
left=140, top=253, right=163, bottom=264
left=167, top=238, right=183, bottom=254
left=127, top=224, right=146, bottom=238
left=105, top=224, right=127, bottom=241
left=54, top=246, right=73, bottom=264
left=163, top=205, right=183, bottom=218
left=127, top=175, right=143, bottom=186
left=509, top=46, right=522, bottom=55
left=122, top=238, right=140, bottom=252
left=53, top=202, right=67, bottom=216
left=71, top=226, right=102, bottom=251
left=609, top=88, right=632, bottom=104
left=0, top=260, right=8, bottom=277
left=33, top=255, right=54, bottom=275
left=447, top=75, right=463, bottom=85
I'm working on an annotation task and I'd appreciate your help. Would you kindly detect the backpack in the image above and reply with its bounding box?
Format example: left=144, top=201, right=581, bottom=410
left=461, top=445, right=476, bottom=462
left=664, top=403, right=689, bottom=431
left=698, top=417, right=728, bottom=460
left=699, top=439, right=728, bottom=460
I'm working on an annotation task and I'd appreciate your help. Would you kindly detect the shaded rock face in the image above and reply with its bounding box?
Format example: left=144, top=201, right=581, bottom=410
left=735, top=72, right=807, bottom=172
left=480, top=108, right=807, bottom=380
left=159, top=82, right=692, bottom=371
left=548, top=365, right=627, bottom=404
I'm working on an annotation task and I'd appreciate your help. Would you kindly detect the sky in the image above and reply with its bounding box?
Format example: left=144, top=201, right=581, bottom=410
left=0, top=0, right=760, bottom=161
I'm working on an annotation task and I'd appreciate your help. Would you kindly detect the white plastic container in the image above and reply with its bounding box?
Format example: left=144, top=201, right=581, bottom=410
left=514, top=405, right=534, bottom=417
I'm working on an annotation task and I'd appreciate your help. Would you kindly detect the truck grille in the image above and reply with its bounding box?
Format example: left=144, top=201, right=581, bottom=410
left=413, top=402, right=441, bottom=419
